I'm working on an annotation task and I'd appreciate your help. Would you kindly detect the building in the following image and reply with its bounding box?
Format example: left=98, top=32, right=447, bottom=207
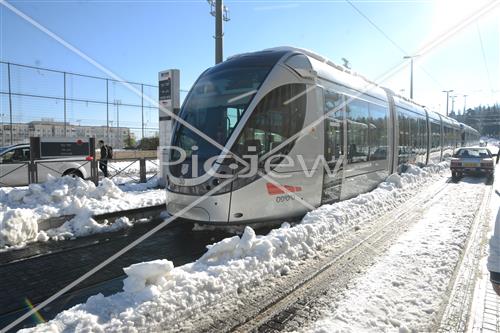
left=0, top=119, right=135, bottom=149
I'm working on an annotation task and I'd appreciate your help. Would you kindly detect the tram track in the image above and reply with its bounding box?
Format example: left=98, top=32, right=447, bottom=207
left=0, top=204, right=167, bottom=267
left=155, top=177, right=455, bottom=332
left=224, top=176, right=492, bottom=333
left=225, top=178, right=457, bottom=333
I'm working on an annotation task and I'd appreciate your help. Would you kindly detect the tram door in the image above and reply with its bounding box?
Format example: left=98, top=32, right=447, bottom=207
left=321, top=90, right=345, bottom=204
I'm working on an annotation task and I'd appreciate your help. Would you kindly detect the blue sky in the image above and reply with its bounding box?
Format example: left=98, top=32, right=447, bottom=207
left=0, top=0, right=498, bottom=136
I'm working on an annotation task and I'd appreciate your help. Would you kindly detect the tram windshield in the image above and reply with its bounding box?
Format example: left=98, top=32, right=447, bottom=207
left=170, top=52, right=286, bottom=178
left=173, top=67, right=268, bottom=158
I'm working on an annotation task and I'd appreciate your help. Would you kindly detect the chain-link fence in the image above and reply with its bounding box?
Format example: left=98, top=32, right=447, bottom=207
left=0, top=61, right=161, bottom=149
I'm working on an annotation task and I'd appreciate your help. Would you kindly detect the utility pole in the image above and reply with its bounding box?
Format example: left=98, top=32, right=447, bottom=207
left=7, top=63, right=13, bottom=144
left=208, top=0, right=230, bottom=64
left=0, top=113, right=4, bottom=147
left=63, top=72, right=67, bottom=137
left=442, top=90, right=454, bottom=116
left=114, top=99, right=121, bottom=148
left=403, top=55, right=419, bottom=99
left=106, top=79, right=110, bottom=144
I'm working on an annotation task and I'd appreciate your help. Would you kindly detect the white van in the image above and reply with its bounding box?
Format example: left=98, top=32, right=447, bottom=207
left=0, top=144, right=92, bottom=186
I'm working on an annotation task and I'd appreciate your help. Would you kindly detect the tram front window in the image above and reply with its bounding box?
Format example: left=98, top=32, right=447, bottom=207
left=170, top=65, right=273, bottom=178
left=175, top=66, right=269, bottom=152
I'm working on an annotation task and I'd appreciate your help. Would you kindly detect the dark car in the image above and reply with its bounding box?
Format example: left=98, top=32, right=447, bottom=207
left=450, top=147, right=496, bottom=182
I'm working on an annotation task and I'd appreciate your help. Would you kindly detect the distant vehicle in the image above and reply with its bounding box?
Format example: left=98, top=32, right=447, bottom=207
left=0, top=144, right=92, bottom=186
left=450, top=147, right=496, bottom=182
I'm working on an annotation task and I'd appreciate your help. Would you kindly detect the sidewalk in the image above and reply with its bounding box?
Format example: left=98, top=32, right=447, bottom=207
left=468, top=254, right=500, bottom=333
left=468, top=160, right=500, bottom=333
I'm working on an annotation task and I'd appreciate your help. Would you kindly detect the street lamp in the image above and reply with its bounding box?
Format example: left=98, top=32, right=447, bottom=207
left=403, top=55, right=419, bottom=99
left=442, top=90, right=454, bottom=116
left=450, top=95, right=457, bottom=115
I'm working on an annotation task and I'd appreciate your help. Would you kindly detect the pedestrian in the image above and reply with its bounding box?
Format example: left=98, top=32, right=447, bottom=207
left=98, top=140, right=111, bottom=177
left=488, top=190, right=500, bottom=296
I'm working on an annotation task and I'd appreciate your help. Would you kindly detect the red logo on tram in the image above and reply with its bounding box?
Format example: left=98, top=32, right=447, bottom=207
left=266, top=183, right=302, bottom=195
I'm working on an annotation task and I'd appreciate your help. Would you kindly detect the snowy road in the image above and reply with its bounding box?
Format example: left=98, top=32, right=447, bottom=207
left=9, top=162, right=497, bottom=333
left=299, top=177, right=488, bottom=333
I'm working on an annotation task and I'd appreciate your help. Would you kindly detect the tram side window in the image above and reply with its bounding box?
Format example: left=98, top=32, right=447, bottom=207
left=324, top=91, right=344, bottom=162
left=417, top=117, right=428, bottom=154
left=233, top=83, right=307, bottom=157
left=430, top=121, right=441, bottom=151
left=346, top=99, right=369, bottom=163
left=447, top=126, right=453, bottom=148
left=442, top=125, right=448, bottom=149
left=397, top=108, right=410, bottom=163
left=409, top=113, right=419, bottom=154
left=368, top=103, right=388, bottom=161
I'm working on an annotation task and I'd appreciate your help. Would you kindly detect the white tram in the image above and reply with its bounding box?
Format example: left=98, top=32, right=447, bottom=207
left=165, top=47, right=480, bottom=224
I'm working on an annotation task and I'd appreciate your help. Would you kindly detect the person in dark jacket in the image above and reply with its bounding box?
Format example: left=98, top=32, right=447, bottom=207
left=98, top=140, right=110, bottom=177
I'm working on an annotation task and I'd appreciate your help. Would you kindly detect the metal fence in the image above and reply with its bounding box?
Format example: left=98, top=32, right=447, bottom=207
left=0, top=157, right=159, bottom=187
left=0, top=61, right=161, bottom=148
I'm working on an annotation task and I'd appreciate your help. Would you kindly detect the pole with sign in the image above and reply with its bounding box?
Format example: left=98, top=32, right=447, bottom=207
left=158, top=69, right=180, bottom=187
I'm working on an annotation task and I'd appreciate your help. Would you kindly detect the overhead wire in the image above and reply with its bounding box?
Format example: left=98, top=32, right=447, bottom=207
left=476, top=22, right=494, bottom=94
left=344, top=0, right=447, bottom=90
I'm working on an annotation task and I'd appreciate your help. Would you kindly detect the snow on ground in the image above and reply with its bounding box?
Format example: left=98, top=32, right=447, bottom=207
left=300, top=178, right=485, bottom=333
left=20, top=163, right=452, bottom=332
left=105, top=159, right=159, bottom=185
left=0, top=175, right=165, bottom=249
left=108, top=159, right=159, bottom=175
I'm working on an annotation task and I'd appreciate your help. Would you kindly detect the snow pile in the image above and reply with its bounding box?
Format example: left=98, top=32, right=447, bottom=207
left=21, top=163, right=449, bottom=332
left=123, top=259, right=174, bottom=293
left=0, top=209, right=44, bottom=246
left=0, top=176, right=165, bottom=248
left=47, top=216, right=133, bottom=241
left=301, top=179, right=484, bottom=333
